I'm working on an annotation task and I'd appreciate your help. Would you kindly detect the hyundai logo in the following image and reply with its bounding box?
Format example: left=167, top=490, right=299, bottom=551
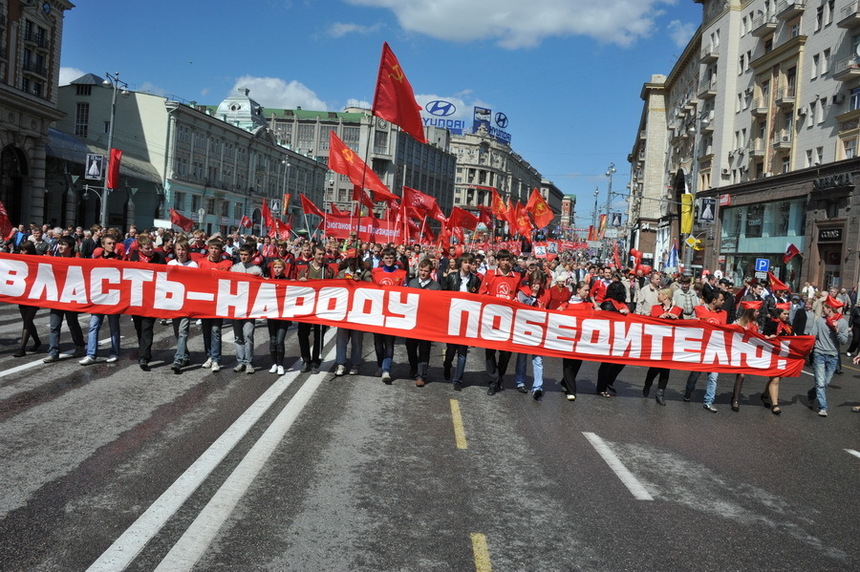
left=494, top=112, right=509, bottom=128
left=425, top=100, right=457, bottom=117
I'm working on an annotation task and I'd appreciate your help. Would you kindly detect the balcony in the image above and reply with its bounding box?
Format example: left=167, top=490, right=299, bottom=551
left=700, top=110, right=715, bottom=132
left=837, top=1, right=860, bottom=28
left=751, top=13, right=778, bottom=37
left=698, top=76, right=718, bottom=99
left=21, top=61, right=47, bottom=79
left=772, top=130, right=792, bottom=149
left=751, top=98, right=769, bottom=115
left=775, top=86, right=796, bottom=107
left=748, top=139, right=766, bottom=157
left=700, top=43, right=719, bottom=64
left=833, top=56, right=860, bottom=80
left=776, top=1, right=805, bottom=21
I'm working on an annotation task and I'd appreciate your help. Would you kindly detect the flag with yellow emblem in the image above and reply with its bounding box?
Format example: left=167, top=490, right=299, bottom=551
left=328, top=131, right=398, bottom=202
left=525, top=187, right=553, bottom=228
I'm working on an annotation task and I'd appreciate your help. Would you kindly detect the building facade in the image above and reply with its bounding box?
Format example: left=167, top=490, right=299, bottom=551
left=263, top=106, right=457, bottom=217
left=53, top=82, right=327, bottom=235
left=0, top=0, right=73, bottom=226
left=629, top=0, right=860, bottom=291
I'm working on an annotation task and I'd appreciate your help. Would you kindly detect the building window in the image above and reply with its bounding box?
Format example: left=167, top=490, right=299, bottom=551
left=191, top=195, right=201, bottom=212
left=822, top=49, right=830, bottom=75
left=826, top=0, right=835, bottom=26
left=850, top=87, right=860, bottom=110
left=806, top=149, right=813, bottom=167
left=174, top=191, right=185, bottom=210
left=816, top=146, right=824, bottom=164
left=790, top=19, right=800, bottom=38
left=75, top=84, right=91, bottom=96
left=844, top=138, right=856, bottom=159
left=816, top=5, right=824, bottom=31
left=74, top=102, right=89, bottom=138
left=207, top=198, right=216, bottom=215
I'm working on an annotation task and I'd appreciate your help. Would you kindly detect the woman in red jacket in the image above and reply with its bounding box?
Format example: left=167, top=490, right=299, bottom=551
left=643, top=288, right=682, bottom=405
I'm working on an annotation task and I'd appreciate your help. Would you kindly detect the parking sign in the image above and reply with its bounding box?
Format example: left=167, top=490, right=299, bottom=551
left=755, top=258, right=770, bottom=273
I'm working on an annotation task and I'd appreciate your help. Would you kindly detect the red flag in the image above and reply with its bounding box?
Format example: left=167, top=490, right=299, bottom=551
left=330, top=202, right=345, bottom=216
left=300, top=193, right=326, bottom=218
left=353, top=185, right=376, bottom=213
left=477, top=205, right=493, bottom=227
left=106, top=148, right=123, bottom=190
left=448, top=207, right=479, bottom=231
left=783, top=243, right=801, bottom=263
left=371, top=42, right=427, bottom=144
left=767, top=271, right=789, bottom=292
left=504, top=198, right=518, bottom=229
left=261, top=198, right=273, bottom=229
left=525, top=187, right=554, bottom=228
left=0, top=200, right=14, bottom=239
left=490, top=189, right=506, bottom=219
left=613, top=242, right=622, bottom=270
left=515, top=202, right=533, bottom=236
left=597, top=214, right=607, bottom=240
left=402, top=186, right=438, bottom=214
left=239, top=215, right=253, bottom=229
left=328, top=131, right=397, bottom=201
left=169, top=208, right=194, bottom=232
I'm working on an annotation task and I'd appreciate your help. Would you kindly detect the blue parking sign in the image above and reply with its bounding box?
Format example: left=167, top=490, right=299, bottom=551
left=755, top=258, right=770, bottom=273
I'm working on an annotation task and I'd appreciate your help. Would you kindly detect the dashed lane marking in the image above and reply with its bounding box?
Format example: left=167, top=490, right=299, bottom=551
left=450, top=398, right=468, bottom=450
left=471, top=532, right=492, bottom=572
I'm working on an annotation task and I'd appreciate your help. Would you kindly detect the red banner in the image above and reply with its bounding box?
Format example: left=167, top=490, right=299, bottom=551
left=0, top=254, right=813, bottom=376
left=323, top=215, right=402, bottom=243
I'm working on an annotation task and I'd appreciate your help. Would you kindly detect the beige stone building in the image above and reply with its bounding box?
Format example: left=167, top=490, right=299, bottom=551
left=0, top=0, right=73, bottom=226
left=629, top=0, right=860, bottom=291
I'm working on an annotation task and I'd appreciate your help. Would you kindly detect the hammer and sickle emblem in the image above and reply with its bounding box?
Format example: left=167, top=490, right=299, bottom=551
left=342, top=148, right=354, bottom=162
left=389, top=64, right=404, bottom=83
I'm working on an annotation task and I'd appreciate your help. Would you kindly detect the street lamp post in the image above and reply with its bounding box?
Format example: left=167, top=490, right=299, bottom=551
left=101, top=72, right=128, bottom=228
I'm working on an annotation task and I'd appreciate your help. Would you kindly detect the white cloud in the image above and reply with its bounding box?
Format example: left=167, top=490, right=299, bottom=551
left=346, top=0, right=680, bottom=48
left=59, top=67, right=86, bottom=86
left=667, top=20, right=697, bottom=49
left=328, top=21, right=383, bottom=38
left=344, top=98, right=372, bottom=109
left=230, top=76, right=329, bottom=110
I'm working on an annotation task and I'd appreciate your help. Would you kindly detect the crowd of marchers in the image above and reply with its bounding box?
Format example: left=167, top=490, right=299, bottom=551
left=3, top=222, right=860, bottom=417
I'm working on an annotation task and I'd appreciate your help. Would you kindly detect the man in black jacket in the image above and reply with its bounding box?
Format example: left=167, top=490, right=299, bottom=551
left=442, top=253, right=481, bottom=391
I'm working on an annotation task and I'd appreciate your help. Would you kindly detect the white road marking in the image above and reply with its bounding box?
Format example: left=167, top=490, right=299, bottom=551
left=154, top=354, right=334, bottom=571
left=86, top=331, right=334, bottom=572
left=582, top=432, right=654, bottom=501
left=0, top=336, right=127, bottom=379
left=846, top=449, right=860, bottom=460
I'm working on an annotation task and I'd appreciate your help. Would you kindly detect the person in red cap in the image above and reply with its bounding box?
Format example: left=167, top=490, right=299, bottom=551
left=806, top=295, right=849, bottom=417
left=729, top=300, right=762, bottom=411
left=760, top=302, right=795, bottom=415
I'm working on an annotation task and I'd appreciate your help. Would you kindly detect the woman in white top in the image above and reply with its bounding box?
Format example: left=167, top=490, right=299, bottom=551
left=168, top=238, right=198, bottom=374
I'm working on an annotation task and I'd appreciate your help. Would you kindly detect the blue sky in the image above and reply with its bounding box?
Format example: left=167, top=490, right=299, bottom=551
left=60, top=0, right=702, bottom=226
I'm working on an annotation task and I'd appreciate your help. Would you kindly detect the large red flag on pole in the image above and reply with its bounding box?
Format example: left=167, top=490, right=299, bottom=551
left=328, top=131, right=397, bottom=201
left=371, top=42, right=427, bottom=144
left=300, top=193, right=326, bottom=218
left=169, top=208, right=194, bottom=232
left=261, top=198, right=273, bottom=229
left=106, top=148, right=123, bottom=190
left=525, top=187, right=554, bottom=228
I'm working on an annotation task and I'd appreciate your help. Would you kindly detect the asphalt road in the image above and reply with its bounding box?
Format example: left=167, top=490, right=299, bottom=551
left=0, top=303, right=857, bottom=571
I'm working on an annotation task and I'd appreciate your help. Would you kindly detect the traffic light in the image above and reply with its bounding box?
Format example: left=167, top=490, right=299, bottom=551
left=692, top=238, right=703, bottom=251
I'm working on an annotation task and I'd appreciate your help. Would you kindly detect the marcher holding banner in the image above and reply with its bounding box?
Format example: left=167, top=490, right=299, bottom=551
left=730, top=300, right=762, bottom=411
left=43, top=236, right=86, bottom=363
left=198, top=238, right=233, bottom=372
left=128, top=235, right=166, bottom=371
left=79, top=232, right=122, bottom=366
left=371, top=247, right=407, bottom=384
left=405, top=259, right=441, bottom=387
left=479, top=249, right=521, bottom=395
left=266, top=258, right=292, bottom=376
left=168, top=238, right=198, bottom=374
left=807, top=296, right=849, bottom=417
left=643, top=288, right=682, bottom=405
left=442, top=252, right=481, bottom=391
left=296, top=245, right=334, bottom=374
left=557, top=281, right=592, bottom=401
left=595, top=281, right=630, bottom=398
left=514, top=269, right=551, bottom=400
left=334, top=252, right=371, bottom=377
left=683, top=291, right=728, bottom=412
left=13, top=241, right=41, bottom=358
left=760, top=303, right=794, bottom=415
left=230, top=245, right=263, bottom=374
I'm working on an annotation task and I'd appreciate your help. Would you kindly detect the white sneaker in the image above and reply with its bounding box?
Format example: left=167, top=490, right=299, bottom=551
left=78, top=356, right=96, bottom=365
left=277, top=365, right=285, bottom=375
left=269, top=364, right=278, bottom=374
left=211, top=362, right=221, bottom=372
left=106, top=355, right=118, bottom=363
left=335, top=364, right=346, bottom=376
left=202, top=358, right=213, bottom=369
left=349, top=366, right=359, bottom=375
left=246, top=365, right=255, bottom=374
left=381, top=371, right=392, bottom=384
left=233, top=364, right=245, bottom=373
left=818, top=409, right=828, bottom=417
